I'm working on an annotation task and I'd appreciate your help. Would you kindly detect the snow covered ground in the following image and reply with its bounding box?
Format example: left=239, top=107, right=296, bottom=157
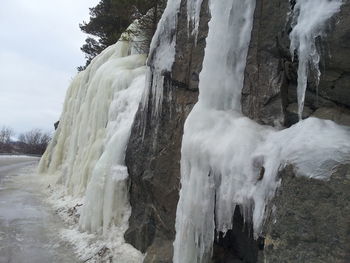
left=36, top=174, right=143, bottom=263
left=0, top=155, right=142, bottom=263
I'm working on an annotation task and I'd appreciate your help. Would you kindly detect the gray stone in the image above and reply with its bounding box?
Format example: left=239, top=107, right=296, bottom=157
left=262, top=164, right=350, bottom=263
left=242, top=0, right=291, bottom=127
left=243, top=0, right=350, bottom=127
left=286, top=103, right=314, bottom=121
left=312, top=107, right=350, bottom=126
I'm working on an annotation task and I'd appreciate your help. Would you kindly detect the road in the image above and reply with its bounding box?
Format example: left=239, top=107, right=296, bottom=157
left=0, top=155, right=79, bottom=263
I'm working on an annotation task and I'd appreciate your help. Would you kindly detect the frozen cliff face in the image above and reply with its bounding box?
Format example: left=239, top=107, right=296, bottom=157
left=37, top=0, right=350, bottom=262
left=39, top=28, right=146, bottom=262
left=124, top=0, right=210, bottom=261
left=173, top=0, right=350, bottom=262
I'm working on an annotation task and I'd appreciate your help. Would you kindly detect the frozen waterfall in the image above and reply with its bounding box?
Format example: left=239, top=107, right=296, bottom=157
left=39, top=28, right=146, bottom=262
left=173, top=0, right=350, bottom=262
left=290, top=0, right=343, bottom=120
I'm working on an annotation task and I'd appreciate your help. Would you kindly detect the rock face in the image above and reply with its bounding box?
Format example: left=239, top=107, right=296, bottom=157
left=286, top=1, right=350, bottom=126
left=242, top=0, right=291, bottom=127
left=242, top=1, right=350, bottom=262
left=125, top=0, right=350, bottom=262
left=317, top=2, right=350, bottom=108
left=262, top=165, right=350, bottom=263
left=242, top=0, right=350, bottom=127
left=125, top=0, right=209, bottom=261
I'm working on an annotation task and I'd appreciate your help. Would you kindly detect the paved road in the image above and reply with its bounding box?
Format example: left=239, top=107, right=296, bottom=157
left=0, top=156, right=79, bottom=263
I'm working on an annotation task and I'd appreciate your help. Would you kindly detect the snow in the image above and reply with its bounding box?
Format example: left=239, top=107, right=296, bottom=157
left=38, top=25, right=146, bottom=262
left=31, top=172, right=144, bottom=263
left=290, top=0, right=343, bottom=119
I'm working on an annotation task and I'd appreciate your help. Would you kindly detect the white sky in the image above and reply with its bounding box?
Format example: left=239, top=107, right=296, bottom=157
left=0, top=0, right=100, bottom=136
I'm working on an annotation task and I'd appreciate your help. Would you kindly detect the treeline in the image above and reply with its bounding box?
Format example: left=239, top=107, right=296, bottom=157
left=0, top=126, right=51, bottom=155
left=78, top=0, right=166, bottom=70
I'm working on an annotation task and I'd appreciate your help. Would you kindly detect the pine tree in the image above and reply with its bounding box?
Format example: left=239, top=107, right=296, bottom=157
left=78, top=0, right=165, bottom=71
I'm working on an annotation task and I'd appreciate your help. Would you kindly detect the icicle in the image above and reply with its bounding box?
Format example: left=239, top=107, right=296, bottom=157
left=173, top=1, right=256, bottom=262
left=289, top=0, right=343, bottom=120
left=187, top=0, right=204, bottom=40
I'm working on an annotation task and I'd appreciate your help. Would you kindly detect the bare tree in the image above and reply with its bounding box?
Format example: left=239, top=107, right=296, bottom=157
left=18, top=129, right=51, bottom=155
left=0, top=126, right=14, bottom=144
left=0, top=126, right=14, bottom=153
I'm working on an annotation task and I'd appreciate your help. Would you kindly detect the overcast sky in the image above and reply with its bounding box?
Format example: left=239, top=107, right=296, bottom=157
left=0, top=0, right=100, bottom=136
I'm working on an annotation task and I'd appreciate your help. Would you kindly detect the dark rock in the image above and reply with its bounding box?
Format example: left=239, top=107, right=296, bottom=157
left=242, top=0, right=291, bottom=127
left=242, top=3, right=350, bottom=261
left=262, top=164, right=350, bottom=263
left=312, top=107, right=350, bottom=126
left=212, top=206, right=263, bottom=263
left=54, top=121, right=59, bottom=130
left=243, top=0, right=350, bottom=127
left=285, top=103, right=313, bottom=125
left=125, top=0, right=210, bottom=261
left=317, top=3, right=350, bottom=106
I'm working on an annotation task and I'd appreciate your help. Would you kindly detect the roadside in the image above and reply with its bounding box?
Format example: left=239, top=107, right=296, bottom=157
left=0, top=156, right=79, bottom=263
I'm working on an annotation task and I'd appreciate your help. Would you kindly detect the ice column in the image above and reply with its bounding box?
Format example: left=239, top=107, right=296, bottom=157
left=173, top=0, right=256, bottom=262
left=290, top=0, right=343, bottom=119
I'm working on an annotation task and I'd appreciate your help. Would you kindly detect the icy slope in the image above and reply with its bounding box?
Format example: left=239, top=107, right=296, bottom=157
left=39, top=30, right=146, bottom=262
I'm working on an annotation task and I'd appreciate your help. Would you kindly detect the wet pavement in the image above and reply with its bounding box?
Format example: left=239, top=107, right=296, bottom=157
left=0, top=156, right=79, bottom=263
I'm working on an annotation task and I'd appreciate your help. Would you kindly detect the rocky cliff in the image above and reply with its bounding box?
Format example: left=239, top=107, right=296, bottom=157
left=243, top=0, right=350, bottom=128
left=244, top=1, right=350, bottom=262
left=125, top=0, right=350, bottom=262
left=125, top=1, right=209, bottom=262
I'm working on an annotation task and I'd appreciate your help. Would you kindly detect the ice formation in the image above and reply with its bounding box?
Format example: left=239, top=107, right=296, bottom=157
left=187, top=0, right=203, bottom=39
left=290, top=0, right=343, bottom=119
left=38, top=28, right=146, bottom=262
left=173, top=0, right=350, bottom=262
left=37, top=0, right=349, bottom=262
left=174, top=1, right=257, bottom=261
left=141, top=0, right=182, bottom=118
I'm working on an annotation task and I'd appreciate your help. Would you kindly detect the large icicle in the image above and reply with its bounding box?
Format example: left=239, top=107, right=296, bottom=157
left=173, top=1, right=257, bottom=262
left=290, top=0, right=343, bottom=119
left=174, top=0, right=350, bottom=262
left=39, top=27, right=146, bottom=262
